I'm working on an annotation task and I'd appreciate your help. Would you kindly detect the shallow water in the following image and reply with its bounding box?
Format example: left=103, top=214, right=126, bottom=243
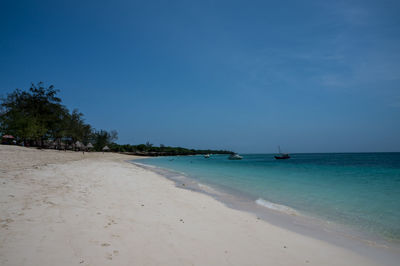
left=136, top=153, right=400, bottom=243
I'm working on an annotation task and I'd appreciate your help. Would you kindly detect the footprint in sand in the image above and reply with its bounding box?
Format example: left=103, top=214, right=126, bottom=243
left=105, top=218, right=117, bottom=228
left=0, top=218, right=14, bottom=224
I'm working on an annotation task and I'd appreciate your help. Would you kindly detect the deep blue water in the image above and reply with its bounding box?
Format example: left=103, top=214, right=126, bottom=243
left=136, top=153, right=400, bottom=242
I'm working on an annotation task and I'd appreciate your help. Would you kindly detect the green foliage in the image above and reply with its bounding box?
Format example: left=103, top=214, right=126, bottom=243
left=1, top=83, right=231, bottom=155
left=0, top=83, right=63, bottom=144
left=0, top=83, right=117, bottom=149
left=65, top=109, right=93, bottom=144
left=105, top=142, right=232, bottom=156
left=92, top=130, right=118, bottom=151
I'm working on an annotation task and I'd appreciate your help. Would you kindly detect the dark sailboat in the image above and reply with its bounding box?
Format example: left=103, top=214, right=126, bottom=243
left=274, top=146, right=290, bottom=160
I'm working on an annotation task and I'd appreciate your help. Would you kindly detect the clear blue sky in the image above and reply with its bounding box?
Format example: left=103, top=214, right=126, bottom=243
left=1, top=0, right=399, bottom=153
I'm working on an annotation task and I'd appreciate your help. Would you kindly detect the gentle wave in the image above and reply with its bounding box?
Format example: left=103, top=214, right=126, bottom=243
left=255, top=198, right=299, bottom=216
left=132, top=162, right=158, bottom=168
left=133, top=162, right=187, bottom=177
left=198, top=183, right=224, bottom=195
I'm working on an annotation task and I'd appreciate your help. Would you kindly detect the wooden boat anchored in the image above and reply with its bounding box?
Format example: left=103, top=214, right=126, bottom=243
left=274, top=146, right=290, bottom=160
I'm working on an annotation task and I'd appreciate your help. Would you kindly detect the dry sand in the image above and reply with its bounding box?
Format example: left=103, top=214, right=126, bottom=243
left=0, top=145, right=385, bottom=265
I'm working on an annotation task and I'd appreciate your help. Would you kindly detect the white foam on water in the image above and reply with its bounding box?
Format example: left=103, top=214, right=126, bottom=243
left=198, top=183, right=223, bottom=195
left=132, top=162, right=157, bottom=168
left=255, top=198, right=299, bottom=216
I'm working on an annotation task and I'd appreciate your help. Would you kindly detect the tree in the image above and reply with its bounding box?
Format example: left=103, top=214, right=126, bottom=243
left=65, top=109, right=92, bottom=144
left=1, top=83, right=120, bottom=151
left=109, top=130, right=118, bottom=143
left=0, top=83, right=68, bottom=145
left=92, top=129, right=119, bottom=151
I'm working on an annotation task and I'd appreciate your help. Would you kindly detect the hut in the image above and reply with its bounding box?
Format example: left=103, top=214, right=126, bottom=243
left=1, top=135, right=15, bottom=145
left=59, top=142, right=66, bottom=151
left=44, top=140, right=56, bottom=149
left=86, top=143, right=94, bottom=151
left=75, top=141, right=83, bottom=151
left=102, top=145, right=110, bottom=153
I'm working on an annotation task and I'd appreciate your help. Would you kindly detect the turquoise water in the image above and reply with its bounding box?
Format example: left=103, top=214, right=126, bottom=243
left=136, top=153, right=400, bottom=242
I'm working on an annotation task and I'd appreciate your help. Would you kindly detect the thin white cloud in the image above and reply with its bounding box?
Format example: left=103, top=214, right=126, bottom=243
left=318, top=1, right=371, bottom=27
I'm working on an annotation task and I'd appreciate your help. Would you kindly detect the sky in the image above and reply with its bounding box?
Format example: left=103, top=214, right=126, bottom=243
left=1, top=0, right=399, bottom=153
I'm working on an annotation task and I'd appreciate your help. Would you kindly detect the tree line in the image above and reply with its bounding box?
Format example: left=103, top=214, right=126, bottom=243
left=109, top=142, right=232, bottom=156
left=0, top=83, right=233, bottom=155
left=0, top=82, right=117, bottom=151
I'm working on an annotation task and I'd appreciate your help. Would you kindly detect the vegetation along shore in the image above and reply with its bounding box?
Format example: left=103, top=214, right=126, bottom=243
left=0, top=83, right=232, bottom=156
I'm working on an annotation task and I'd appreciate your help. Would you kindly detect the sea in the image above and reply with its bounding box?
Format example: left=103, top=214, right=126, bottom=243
left=134, top=153, right=400, bottom=247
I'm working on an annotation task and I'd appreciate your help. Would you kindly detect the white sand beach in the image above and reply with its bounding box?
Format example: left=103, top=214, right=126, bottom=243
left=0, top=145, right=386, bottom=265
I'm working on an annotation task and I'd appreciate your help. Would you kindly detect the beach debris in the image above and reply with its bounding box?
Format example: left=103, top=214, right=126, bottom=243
left=141, top=204, right=144, bottom=207
left=179, top=218, right=184, bottom=223
left=182, top=183, right=185, bottom=186
left=101, top=243, right=110, bottom=247
left=283, top=246, right=287, bottom=248
left=79, top=259, right=84, bottom=264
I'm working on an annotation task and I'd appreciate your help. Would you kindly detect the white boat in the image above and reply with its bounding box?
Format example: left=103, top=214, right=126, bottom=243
left=228, top=153, right=243, bottom=160
left=204, top=154, right=210, bottom=158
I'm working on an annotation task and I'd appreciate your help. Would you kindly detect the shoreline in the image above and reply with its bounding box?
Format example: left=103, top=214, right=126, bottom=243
left=131, top=159, right=400, bottom=264
left=1, top=145, right=398, bottom=265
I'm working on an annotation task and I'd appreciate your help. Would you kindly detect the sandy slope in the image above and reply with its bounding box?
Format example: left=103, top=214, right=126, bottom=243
left=0, top=145, right=381, bottom=265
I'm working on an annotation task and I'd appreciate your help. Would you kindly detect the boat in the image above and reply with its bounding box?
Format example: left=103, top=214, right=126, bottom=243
left=274, top=146, right=290, bottom=160
left=229, top=153, right=243, bottom=160
left=204, top=154, right=210, bottom=158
